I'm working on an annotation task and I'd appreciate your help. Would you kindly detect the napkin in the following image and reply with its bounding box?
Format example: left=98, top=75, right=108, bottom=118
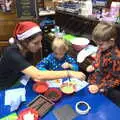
left=5, top=88, right=26, bottom=112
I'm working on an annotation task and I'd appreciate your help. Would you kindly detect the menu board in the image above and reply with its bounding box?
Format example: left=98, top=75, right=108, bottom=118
left=16, top=0, right=36, bottom=18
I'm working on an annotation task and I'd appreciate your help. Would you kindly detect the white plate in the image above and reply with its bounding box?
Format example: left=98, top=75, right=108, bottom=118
left=72, top=37, right=90, bottom=45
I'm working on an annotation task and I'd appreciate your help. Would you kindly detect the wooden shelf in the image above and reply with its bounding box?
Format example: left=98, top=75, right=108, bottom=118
left=0, top=41, right=9, bottom=47
left=55, top=10, right=120, bottom=36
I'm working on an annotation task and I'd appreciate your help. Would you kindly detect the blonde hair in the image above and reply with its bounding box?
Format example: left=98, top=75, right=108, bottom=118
left=52, top=37, right=69, bottom=52
left=92, top=22, right=117, bottom=42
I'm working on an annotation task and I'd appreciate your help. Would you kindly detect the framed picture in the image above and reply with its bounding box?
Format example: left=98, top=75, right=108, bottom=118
left=0, top=0, right=15, bottom=12
left=16, top=0, right=36, bottom=18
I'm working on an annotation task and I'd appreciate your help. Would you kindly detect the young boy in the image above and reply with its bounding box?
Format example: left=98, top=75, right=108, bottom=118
left=36, top=37, right=79, bottom=71
left=87, top=22, right=120, bottom=106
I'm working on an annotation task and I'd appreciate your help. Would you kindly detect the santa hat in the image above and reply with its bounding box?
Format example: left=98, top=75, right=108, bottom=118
left=9, top=21, right=41, bottom=44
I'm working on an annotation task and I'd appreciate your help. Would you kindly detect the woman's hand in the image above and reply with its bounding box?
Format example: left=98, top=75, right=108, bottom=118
left=33, top=79, right=42, bottom=82
left=88, top=85, right=99, bottom=94
left=22, top=66, right=86, bottom=82
left=69, top=71, right=86, bottom=81
left=62, top=62, right=72, bottom=69
left=86, top=65, right=95, bottom=72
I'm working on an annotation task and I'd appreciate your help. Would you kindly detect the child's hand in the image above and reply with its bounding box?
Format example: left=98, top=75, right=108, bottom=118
left=86, top=65, right=95, bottom=72
left=91, top=53, right=97, bottom=59
left=62, top=62, right=72, bottom=69
left=88, top=85, right=99, bottom=94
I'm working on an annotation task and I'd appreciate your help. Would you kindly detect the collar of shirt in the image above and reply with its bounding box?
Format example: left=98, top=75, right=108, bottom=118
left=52, top=53, right=67, bottom=62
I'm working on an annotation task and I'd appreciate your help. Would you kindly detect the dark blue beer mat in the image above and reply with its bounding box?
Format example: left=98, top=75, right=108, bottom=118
left=53, top=105, right=78, bottom=120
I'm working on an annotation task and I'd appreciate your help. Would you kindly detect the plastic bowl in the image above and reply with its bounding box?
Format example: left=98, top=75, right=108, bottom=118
left=18, top=108, right=39, bottom=120
left=33, top=82, right=48, bottom=94
left=60, top=83, right=76, bottom=95
left=72, top=37, right=90, bottom=51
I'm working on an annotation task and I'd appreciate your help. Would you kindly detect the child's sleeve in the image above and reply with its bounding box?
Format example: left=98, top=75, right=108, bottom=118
left=89, top=59, right=120, bottom=91
left=99, top=59, right=120, bottom=90
left=36, top=55, right=51, bottom=70
left=66, top=55, right=79, bottom=71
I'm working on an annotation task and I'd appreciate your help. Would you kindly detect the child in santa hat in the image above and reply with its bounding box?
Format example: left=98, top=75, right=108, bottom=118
left=0, top=21, right=86, bottom=89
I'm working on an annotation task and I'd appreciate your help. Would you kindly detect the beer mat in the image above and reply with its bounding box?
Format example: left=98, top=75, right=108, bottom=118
left=53, top=105, right=78, bottom=120
left=44, top=88, right=62, bottom=102
left=28, top=95, right=55, bottom=117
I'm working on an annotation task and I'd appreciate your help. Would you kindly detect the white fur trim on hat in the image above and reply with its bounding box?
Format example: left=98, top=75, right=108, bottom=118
left=9, top=37, right=15, bottom=44
left=17, top=26, right=41, bottom=40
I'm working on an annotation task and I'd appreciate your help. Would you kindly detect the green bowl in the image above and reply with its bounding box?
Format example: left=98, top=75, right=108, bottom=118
left=63, top=34, right=76, bottom=43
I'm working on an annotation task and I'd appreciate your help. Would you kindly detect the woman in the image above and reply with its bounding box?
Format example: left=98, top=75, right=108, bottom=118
left=0, top=21, right=86, bottom=89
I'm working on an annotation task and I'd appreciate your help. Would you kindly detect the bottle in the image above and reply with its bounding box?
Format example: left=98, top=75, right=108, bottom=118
left=80, top=0, right=93, bottom=16
left=86, top=0, right=93, bottom=16
left=110, top=1, right=120, bottom=18
left=55, top=25, right=60, bottom=33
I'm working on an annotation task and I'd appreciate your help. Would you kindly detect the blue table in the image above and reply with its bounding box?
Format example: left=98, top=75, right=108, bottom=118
left=0, top=80, right=120, bottom=120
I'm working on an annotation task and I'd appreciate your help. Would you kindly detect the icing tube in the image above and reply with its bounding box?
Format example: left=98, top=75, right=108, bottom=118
left=75, top=101, right=91, bottom=115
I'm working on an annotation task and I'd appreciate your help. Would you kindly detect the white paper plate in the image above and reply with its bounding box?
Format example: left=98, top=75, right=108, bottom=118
left=72, top=37, right=90, bottom=45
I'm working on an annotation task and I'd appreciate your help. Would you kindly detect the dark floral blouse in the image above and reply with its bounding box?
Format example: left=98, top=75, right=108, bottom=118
left=89, top=47, right=120, bottom=90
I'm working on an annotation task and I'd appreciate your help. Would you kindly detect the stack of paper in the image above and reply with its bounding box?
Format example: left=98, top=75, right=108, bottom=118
left=63, top=78, right=89, bottom=92
left=47, top=78, right=88, bottom=92
left=47, top=79, right=63, bottom=88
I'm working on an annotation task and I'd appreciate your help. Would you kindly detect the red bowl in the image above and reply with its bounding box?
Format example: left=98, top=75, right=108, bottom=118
left=44, top=88, right=62, bottom=102
left=18, top=108, right=39, bottom=120
left=33, top=82, right=48, bottom=94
